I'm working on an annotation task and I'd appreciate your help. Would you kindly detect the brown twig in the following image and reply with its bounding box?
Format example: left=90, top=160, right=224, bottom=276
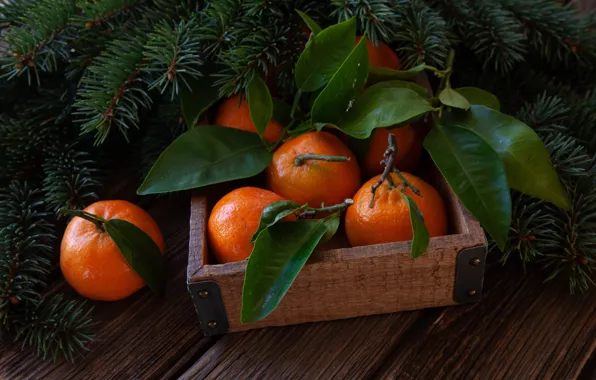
left=294, top=153, right=350, bottom=166
left=298, top=198, right=354, bottom=218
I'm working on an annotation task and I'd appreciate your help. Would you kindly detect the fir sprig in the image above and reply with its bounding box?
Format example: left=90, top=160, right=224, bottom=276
left=143, top=18, right=203, bottom=97
left=7, top=296, right=95, bottom=363
left=0, top=182, right=54, bottom=309
left=42, top=142, right=102, bottom=212
left=0, top=0, right=76, bottom=83
left=331, top=0, right=396, bottom=43
left=76, top=0, right=141, bottom=30
left=73, top=35, right=150, bottom=144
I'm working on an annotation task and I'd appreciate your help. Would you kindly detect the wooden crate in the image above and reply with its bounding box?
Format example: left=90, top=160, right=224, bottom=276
left=186, top=166, right=487, bottom=336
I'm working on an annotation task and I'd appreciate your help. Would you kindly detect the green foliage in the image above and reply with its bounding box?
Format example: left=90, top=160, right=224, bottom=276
left=6, top=295, right=95, bottom=363
left=0, top=0, right=76, bottom=83
left=143, top=18, right=203, bottom=97
left=73, top=35, right=150, bottom=144
left=331, top=0, right=395, bottom=43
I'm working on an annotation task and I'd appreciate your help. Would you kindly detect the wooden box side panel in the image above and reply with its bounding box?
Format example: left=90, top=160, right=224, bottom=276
left=187, top=194, right=208, bottom=281
left=197, top=234, right=477, bottom=332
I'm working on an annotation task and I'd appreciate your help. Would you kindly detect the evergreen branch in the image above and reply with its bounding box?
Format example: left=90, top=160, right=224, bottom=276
left=76, top=0, right=141, bottom=30
left=143, top=18, right=203, bottom=97
left=331, top=0, right=396, bottom=43
left=7, top=295, right=95, bottom=363
left=0, top=0, right=76, bottom=83
left=0, top=0, right=37, bottom=27
left=516, top=92, right=569, bottom=134
left=499, top=0, right=596, bottom=67
left=435, top=0, right=527, bottom=73
left=73, top=35, right=150, bottom=144
left=0, top=182, right=54, bottom=310
left=543, top=132, right=593, bottom=181
left=42, top=141, right=102, bottom=212
left=567, top=90, right=596, bottom=154
left=198, top=0, right=245, bottom=57
left=392, top=0, right=453, bottom=69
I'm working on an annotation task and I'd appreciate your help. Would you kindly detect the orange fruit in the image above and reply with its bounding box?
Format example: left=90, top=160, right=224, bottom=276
left=356, top=36, right=400, bottom=70
left=345, top=172, right=448, bottom=247
left=215, top=95, right=284, bottom=143
left=208, top=187, right=286, bottom=264
left=266, top=131, right=361, bottom=209
left=362, top=125, right=419, bottom=177
left=60, top=200, right=165, bottom=301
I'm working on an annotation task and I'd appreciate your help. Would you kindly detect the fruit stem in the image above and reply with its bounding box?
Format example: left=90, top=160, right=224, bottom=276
left=370, top=133, right=398, bottom=208
left=298, top=198, right=354, bottom=218
left=393, top=167, right=422, bottom=197
left=437, top=49, right=456, bottom=94
left=58, top=209, right=107, bottom=232
left=294, top=153, right=350, bottom=166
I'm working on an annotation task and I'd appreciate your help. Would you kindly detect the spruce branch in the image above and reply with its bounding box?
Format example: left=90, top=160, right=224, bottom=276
left=0, top=0, right=76, bottom=83
left=143, top=18, right=203, bottom=97
left=42, top=141, right=102, bottom=212
left=76, top=0, right=141, bottom=30
left=73, top=35, right=150, bottom=144
left=516, top=92, right=569, bottom=134
left=0, top=182, right=54, bottom=310
left=331, top=0, right=396, bottom=43
left=6, top=295, right=95, bottom=363
left=392, top=0, right=453, bottom=69
left=198, top=0, right=245, bottom=57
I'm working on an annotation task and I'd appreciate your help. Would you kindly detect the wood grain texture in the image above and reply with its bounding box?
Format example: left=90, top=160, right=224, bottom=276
left=0, top=194, right=593, bottom=379
left=188, top=164, right=487, bottom=332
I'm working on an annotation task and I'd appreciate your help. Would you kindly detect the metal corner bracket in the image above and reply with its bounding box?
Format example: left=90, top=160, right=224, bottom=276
left=453, top=245, right=488, bottom=304
left=188, top=280, right=230, bottom=336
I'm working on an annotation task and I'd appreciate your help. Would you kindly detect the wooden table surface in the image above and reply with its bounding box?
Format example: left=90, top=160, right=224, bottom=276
left=1, top=195, right=595, bottom=380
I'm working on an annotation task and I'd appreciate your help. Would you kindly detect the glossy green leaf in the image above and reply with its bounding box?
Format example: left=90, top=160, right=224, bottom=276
left=311, top=36, right=369, bottom=125
left=444, top=105, right=569, bottom=209
left=296, top=10, right=322, bottom=35
left=439, top=88, right=470, bottom=110
left=251, top=200, right=306, bottom=243
left=295, top=17, right=356, bottom=93
left=138, top=126, right=272, bottom=194
left=180, top=65, right=221, bottom=128
left=366, top=64, right=425, bottom=85
left=247, top=75, right=273, bottom=137
left=241, top=219, right=329, bottom=323
left=455, top=87, right=500, bottom=111
left=321, top=213, right=340, bottom=242
left=104, top=219, right=165, bottom=295
left=400, top=192, right=430, bottom=259
left=424, top=123, right=511, bottom=249
left=338, top=86, right=432, bottom=139
left=370, top=80, right=430, bottom=97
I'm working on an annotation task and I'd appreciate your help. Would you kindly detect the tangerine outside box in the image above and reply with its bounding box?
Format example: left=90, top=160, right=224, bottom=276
left=186, top=161, right=487, bottom=336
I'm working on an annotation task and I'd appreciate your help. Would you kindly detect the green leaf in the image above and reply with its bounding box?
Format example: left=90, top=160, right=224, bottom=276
left=371, top=80, right=430, bottom=97
left=138, top=126, right=272, bottom=194
left=296, top=10, right=322, bottom=35
left=180, top=65, right=221, bottom=128
left=444, top=105, right=569, bottom=209
left=247, top=75, right=273, bottom=137
left=251, top=200, right=306, bottom=243
left=338, top=86, right=432, bottom=139
left=311, top=36, right=369, bottom=125
left=272, top=98, right=293, bottom=126
left=321, top=213, right=341, bottom=242
left=295, top=17, right=357, bottom=93
left=439, top=88, right=471, bottom=110
left=424, top=123, right=511, bottom=249
left=366, top=64, right=425, bottom=85
left=104, top=219, right=165, bottom=296
left=455, top=87, right=500, bottom=111
left=242, top=219, right=329, bottom=323
left=400, top=193, right=430, bottom=259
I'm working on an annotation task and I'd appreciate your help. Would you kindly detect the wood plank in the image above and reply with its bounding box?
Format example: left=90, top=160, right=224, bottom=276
left=181, top=255, right=596, bottom=379
left=0, top=196, right=219, bottom=380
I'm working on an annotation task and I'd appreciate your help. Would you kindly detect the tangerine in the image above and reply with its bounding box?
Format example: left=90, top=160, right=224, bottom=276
left=208, top=187, right=286, bottom=264
left=215, top=94, right=284, bottom=143
left=60, top=200, right=165, bottom=301
left=363, top=126, right=420, bottom=177
left=345, top=172, right=448, bottom=247
left=356, top=36, right=400, bottom=70
left=266, top=131, right=361, bottom=209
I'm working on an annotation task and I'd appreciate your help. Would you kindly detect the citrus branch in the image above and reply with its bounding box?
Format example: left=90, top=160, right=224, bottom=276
left=298, top=198, right=354, bottom=218
left=294, top=153, right=350, bottom=166
left=58, top=209, right=107, bottom=232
